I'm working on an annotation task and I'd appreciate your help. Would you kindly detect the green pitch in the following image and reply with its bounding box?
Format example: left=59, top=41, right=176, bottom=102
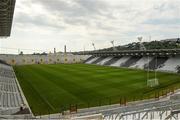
left=14, top=64, right=180, bottom=115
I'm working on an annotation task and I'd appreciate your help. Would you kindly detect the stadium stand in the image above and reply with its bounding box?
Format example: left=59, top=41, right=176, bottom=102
left=0, top=62, right=29, bottom=115
left=84, top=54, right=180, bottom=74
left=130, top=56, right=154, bottom=69
left=120, top=56, right=142, bottom=67
left=157, top=56, right=180, bottom=73
left=96, top=56, right=113, bottom=65
left=43, top=90, right=180, bottom=119
left=104, top=56, right=122, bottom=65
left=85, top=57, right=100, bottom=64
left=144, top=57, right=169, bottom=70
left=83, top=56, right=95, bottom=63
left=110, top=56, right=131, bottom=67
left=0, top=60, right=10, bottom=66
left=91, top=56, right=107, bottom=64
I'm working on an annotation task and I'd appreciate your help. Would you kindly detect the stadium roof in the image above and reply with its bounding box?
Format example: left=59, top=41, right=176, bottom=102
left=74, top=49, right=180, bottom=56
left=0, top=0, right=16, bottom=37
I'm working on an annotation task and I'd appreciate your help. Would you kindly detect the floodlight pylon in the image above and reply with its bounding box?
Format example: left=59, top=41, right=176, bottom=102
left=110, top=40, right=117, bottom=51
left=137, top=37, right=146, bottom=51
left=92, top=43, right=96, bottom=51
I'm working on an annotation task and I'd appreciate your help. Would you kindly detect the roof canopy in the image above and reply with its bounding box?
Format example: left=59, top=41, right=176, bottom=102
left=0, top=0, right=16, bottom=37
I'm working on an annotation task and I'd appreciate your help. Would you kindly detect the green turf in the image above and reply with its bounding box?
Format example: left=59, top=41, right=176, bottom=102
left=14, top=64, right=180, bottom=115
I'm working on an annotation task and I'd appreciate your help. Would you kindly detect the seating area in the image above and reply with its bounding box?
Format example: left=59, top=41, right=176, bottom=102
left=130, top=57, right=154, bottom=69
left=104, top=56, right=122, bottom=65
left=110, top=56, right=131, bottom=67
left=145, top=57, right=169, bottom=70
left=157, top=56, right=180, bottom=73
left=96, top=57, right=113, bottom=65
left=83, top=56, right=95, bottom=63
left=84, top=55, right=180, bottom=73
left=0, top=63, right=24, bottom=115
left=91, top=56, right=106, bottom=64
left=120, top=56, right=142, bottom=67
left=86, top=57, right=100, bottom=64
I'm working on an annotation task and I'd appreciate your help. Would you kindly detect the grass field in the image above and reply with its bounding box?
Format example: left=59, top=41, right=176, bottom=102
left=14, top=64, right=180, bottom=115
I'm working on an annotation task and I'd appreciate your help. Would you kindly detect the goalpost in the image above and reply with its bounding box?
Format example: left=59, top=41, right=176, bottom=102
left=140, top=36, right=159, bottom=88
left=147, top=78, right=159, bottom=87
left=147, top=53, right=159, bottom=87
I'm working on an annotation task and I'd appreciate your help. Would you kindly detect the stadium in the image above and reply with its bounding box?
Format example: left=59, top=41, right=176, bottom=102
left=0, top=0, right=180, bottom=119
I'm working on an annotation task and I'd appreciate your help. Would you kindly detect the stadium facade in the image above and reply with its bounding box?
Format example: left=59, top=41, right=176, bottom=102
left=0, top=54, right=89, bottom=65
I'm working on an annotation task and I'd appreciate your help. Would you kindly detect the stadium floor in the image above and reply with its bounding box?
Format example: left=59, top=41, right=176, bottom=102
left=13, top=64, right=180, bottom=115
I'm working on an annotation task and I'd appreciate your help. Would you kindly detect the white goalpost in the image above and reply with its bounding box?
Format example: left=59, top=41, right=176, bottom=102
left=147, top=78, right=159, bottom=87
left=147, top=36, right=159, bottom=87
left=139, top=36, right=159, bottom=88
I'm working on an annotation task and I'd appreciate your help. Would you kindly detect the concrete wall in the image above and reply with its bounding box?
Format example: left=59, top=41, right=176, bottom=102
left=0, top=53, right=90, bottom=65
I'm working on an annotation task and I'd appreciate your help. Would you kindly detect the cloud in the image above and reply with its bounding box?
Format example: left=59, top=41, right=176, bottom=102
left=32, top=0, right=109, bottom=16
left=29, top=0, right=112, bottom=28
left=3, top=0, right=180, bottom=53
left=15, top=12, right=65, bottom=30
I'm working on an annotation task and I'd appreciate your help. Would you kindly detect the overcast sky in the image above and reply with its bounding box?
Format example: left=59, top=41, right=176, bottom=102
left=1, top=0, right=180, bottom=53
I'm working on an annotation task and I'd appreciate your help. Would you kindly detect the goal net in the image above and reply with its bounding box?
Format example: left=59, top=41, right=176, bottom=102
left=147, top=78, right=159, bottom=87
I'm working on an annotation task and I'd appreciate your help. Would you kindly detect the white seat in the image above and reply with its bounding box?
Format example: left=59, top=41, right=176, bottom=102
left=86, top=57, right=100, bottom=64
left=97, top=57, right=113, bottom=65
left=110, top=56, right=131, bottom=67
left=158, top=56, right=180, bottom=73
left=130, top=57, right=154, bottom=69
left=0, top=63, right=24, bottom=110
